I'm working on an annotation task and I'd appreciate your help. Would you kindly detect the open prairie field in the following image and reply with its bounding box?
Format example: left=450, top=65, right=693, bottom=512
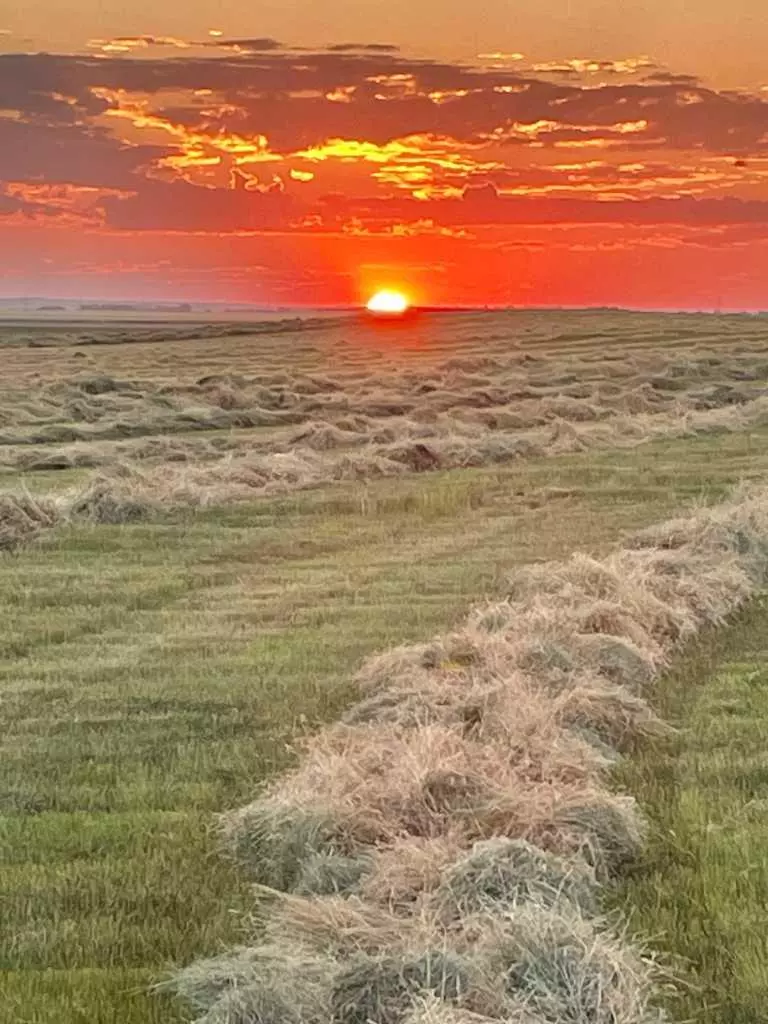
left=3, top=309, right=768, bottom=1023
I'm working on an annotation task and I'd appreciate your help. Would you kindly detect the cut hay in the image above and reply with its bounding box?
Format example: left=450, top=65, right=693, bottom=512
left=553, top=799, right=646, bottom=879
left=488, top=907, right=664, bottom=1024
left=218, top=803, right=354, bottom=890
left=294, top=851, right=374, bottom=897
left=162, top=944, right=335, bottom=1024
left=35, top=378, right=768, bottom=519
left=0, top=490, right=62, bottom=552
left=403, top=995, right=504, bottom=1024
left=429, top=839, right=599, bottom=919
left=331, top=950, right=482, bottom=1024
left=229, top=718, right=613, bottom=855
left=68, top=476, right=160, bottom=524
left=360, top=836, right=464, bottom=907
left=174, top=485, right=768, bottom=1024
left=568, top=635, right=655, bottom=693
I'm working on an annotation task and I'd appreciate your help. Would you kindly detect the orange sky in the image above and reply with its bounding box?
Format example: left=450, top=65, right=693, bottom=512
left=2, top=3, right=768, bottom=307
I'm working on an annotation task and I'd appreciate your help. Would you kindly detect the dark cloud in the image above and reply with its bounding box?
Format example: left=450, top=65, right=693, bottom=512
left=4, top=47, right=768, bottom=237
left=0, top=117, right=170, bottom=188
left=205, top=37, right=283, bottom=51
left=335, top=188, right=768, bottom=228
left=3, top=49, right=767, bottom=156
left=439, top=191, right=768, bottom=227
left=645, top=71, right=701, bottom=85
left=327, top=43, right=400, bottom=53
left=0, top=54, right=111, bottom=122
left=0, top=192, right=23, bottom=215
left=101, top=178, right=298, bottom=231
left=92, top=176, right=768, bottom=233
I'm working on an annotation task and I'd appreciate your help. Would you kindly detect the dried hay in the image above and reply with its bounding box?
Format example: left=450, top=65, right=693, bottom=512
left=230, top=721, right=617, bottom=857
left=174, top=485, right=768, bottom=1024
left=163, top=944, right=335, bottom=1024
left=68, top=475, right=159, bottom=524
left=290, top=421, right=369, bottom=451
left=294, top=851, right=373, bottom=897
left=403, top=995, right=507, bottom=1024
left=360, top=836, right=464, bottom=907
left=487, top=907, right=663, bottom=1024
left=0, top=490, right=62, bottom=551
left=553, top=798, right=646, bottom=878
left=331, top=950, right=482, bottom=1024
left=429, top=839, right=599, bottom=919
left=219, top=803, right=353, bottom=890
left=568, top=635, right=655, bottom=693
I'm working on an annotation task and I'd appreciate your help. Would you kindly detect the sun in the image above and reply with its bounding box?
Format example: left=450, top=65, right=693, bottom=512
left=366, top=289, right=410, bottom=315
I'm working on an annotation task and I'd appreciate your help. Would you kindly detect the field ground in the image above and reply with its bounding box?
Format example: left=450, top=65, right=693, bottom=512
left=3, top=311, right=768, bottom=1023
left=618, top=597, right=768, bottom=1024
left=2, top=424, right=768, bottom=1023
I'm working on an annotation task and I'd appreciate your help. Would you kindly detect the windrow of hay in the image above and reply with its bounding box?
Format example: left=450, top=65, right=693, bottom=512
left=3, top=334, right=766, bottom=489
left=169, top=484, right=768, bottom=1024
left=0, top=468, right=163, bottom=555
left=32, top=393, right=768, bottom=517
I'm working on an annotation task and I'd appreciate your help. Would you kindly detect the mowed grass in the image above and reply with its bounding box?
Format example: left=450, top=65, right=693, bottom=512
left=617, top=595, right=768, bottom=1024
left=3, top=424, right=768, bottom=1022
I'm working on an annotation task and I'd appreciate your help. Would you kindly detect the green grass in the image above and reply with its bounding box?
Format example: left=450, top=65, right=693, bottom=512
left=4, top=424, right=768, bottom=1022
left=617, top=596, right=768, bottom=1024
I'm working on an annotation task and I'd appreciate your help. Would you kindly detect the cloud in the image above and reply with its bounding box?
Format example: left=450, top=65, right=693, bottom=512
left=327, top=43, right=400, bottom=53
left=87, top=35, right=194, bottom=53
left=645, top=71, right=701, bottom=86
left=0, top=191, right=23, bottom=214
left=203, top=37, right=284, bottom=52
left=0, top=115, right=171, bottom=188
left=100, top=177, right=298, bottom=231
left=529, top=56, right=657, bottom=76
left=87, top=172, right=768, bottom=235
left=3, top=45, right=768, bottom=241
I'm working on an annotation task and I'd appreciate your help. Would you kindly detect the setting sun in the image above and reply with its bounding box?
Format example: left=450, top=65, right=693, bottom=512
left=366, top=289, right=410, bottom=315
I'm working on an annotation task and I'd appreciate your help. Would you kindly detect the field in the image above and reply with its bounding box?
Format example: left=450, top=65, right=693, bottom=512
left=618, top=598, right=768, bottom=1023
left=2, top=309, right=768, bottom=1023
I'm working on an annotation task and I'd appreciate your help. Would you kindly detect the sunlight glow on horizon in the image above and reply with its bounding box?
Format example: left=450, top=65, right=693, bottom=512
left=366, top=289, right=410, bottom=314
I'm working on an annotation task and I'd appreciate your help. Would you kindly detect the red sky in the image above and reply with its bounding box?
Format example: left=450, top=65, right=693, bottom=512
left=2, top=4, right=768, bottom=308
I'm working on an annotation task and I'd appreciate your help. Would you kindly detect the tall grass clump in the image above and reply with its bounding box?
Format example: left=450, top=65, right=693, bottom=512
left=167, top=484, right=768, bottom=1024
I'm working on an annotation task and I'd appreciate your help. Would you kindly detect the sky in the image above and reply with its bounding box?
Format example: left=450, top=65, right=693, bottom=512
left=2, top=1, right=768, bottom=307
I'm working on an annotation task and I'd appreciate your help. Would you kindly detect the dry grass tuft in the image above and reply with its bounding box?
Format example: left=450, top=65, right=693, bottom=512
left=403, top=995, right=505, bottom=1024
left=486, top=907, right=664, bottom=1024
left=568, top=635, right=655, bottom=693
left=552, top=798, right=647, bottom=879
left=163, top=944, right=336, bottom=1024
left=331, top=950, right=481, bottom=1024
left=68, top=475, right=160, bottom=524
left=293, top=851, right=374, bottom=897
left=218, top=803, right=353, bottom=891
left=428, top=839, right=599, bottom=919
left=360, top=837, right=464, bottom=908
left=0, top=490, right=62, bottom=551
left=230, top=718, right=612, bottom=858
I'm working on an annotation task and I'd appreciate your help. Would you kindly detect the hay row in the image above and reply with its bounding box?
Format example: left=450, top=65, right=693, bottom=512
left=55, top=394, right=768, bottom=517
left=0, top=341, right=764, bottom=450
left=3, top=392, right=768, bottom=554
left=166, top=484, right=768, bottom=1024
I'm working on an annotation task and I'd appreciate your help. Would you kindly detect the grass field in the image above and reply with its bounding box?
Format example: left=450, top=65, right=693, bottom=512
left=618, top=597, right=768, bottom=1024
left=3, top=310, right=768, bottom=1023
